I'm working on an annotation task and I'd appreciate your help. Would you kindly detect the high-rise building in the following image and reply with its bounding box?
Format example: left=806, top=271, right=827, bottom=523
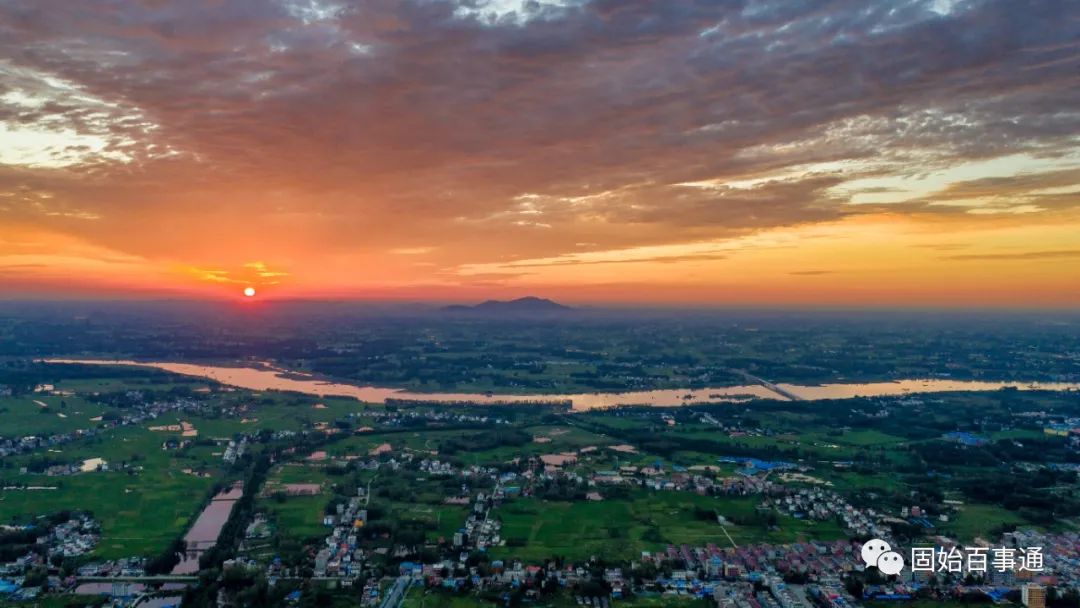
left=1022, top=583, right=1046, bottom=608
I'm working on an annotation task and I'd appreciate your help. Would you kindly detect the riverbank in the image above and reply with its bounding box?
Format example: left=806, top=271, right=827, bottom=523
left=41, top=358, right=1079, bottom=410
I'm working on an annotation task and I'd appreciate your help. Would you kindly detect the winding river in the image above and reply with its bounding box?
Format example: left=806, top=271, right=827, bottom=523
left=43, top=358, right=1078, bottom=410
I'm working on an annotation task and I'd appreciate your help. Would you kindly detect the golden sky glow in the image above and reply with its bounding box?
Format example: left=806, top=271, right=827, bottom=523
left=1, top=0, right=1078, bottom=306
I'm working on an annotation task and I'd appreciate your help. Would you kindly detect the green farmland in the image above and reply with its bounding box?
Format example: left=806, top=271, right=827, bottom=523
left=492, top=491, right=846, bottom=562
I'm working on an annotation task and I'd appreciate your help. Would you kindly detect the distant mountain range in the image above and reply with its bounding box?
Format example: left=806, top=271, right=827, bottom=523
left=442, top=296, right=573, bottom=315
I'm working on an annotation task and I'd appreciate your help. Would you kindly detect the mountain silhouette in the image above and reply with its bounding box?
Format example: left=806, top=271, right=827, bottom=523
left=442, top=297, right=572, bottom=315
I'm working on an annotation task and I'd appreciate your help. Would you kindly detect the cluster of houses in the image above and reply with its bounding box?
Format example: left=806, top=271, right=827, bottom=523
left=418, top=458, right=456, bottom=476
left=383, top=548, right=857, bottom=608
left=769, top=488, right=889, bottom=539
left=0, top=514, right=102, bottom=599
left=354, top=409, right=511, bottom=427
left=260, top=453, right=508, bottom=586
left=1043, top=419, right=1080, bottom=440
left=458, top=488, right=504, bottom=552
left=711, top=577, right=860, bottom=608
left=0, top=390, right=213, bottom=466
left=639, top=539, right=865, bottom=584
left=223, top=437, right=247, bottom=464
left=0, top=515, right=100, bottom=575
left=0, top=429, right=102, bottom=460
left=710, top=577, right=824, bottom=608
left=385, top=526, right=1080, bottom=607
left=42, top=514, right=99, bottom=559
left=313, top=492, right=369, bottom=580
left=285, top=438, right=1080, bottom=605
left=23, top=461, right=96, bottom=477
left=11, top=412, right=1079, bottom=608
left=589, top=463, right=777, bottom=496
left=995, top=530, right=1080, bottom=590
left=72, top=557, right=147, bottom=578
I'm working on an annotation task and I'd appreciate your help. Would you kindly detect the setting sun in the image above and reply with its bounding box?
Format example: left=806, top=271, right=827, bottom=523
left=0, top=0, right=1077, bottom=309
left=243, top=287, right=256, bottom=298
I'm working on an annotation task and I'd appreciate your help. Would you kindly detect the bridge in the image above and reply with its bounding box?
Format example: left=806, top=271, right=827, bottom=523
left=733, top=370, right=805, bottom=401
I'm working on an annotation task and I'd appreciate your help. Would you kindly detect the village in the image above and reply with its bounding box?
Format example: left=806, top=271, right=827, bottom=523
left=1, top=378, right=1079, bottom=608
left=214, top=433, right=1080, bottom=608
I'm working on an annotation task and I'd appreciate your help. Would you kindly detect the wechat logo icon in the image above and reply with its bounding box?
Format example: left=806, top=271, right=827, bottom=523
left=861, top=539, right=904, bottom=575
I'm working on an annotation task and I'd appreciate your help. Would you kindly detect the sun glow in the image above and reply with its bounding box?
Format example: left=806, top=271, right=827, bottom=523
left=243, top=287, right=256, bottom=297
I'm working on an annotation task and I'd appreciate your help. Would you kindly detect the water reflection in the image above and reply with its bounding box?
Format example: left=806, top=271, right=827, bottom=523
left=172, top=485, right=242, bottom=575
left=45, top=359, right=1077, bottom=409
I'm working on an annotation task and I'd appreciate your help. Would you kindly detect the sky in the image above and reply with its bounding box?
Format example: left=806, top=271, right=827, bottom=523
left=0, top=0, right=1078, bottom=306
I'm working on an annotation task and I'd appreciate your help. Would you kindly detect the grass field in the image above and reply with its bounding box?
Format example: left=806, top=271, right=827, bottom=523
left=54, top=374, right=206, bottom=394
left=664, top=425, right=911, bottom=462
left=0, top=425, right=220, bottom=559
left=386, top=502, right=468, bottom=543
left=988, top=429, right=1047, bottom=441
left=0, top=466, right=214, bottom=559
left=527, top=425, right=614, bottom=449
left=821, top=470, right=902, bottom=492
left=938, top=503, right=1030, bottom=541
left=825, top=429, right=909, bottom=446
left=263, top=493, right=330, bottom=544
left=320, top=424, right=614, bottom=465
left=464, top=425, right=615, bottom=464
left=0, top=395, right=107, bottom=437
left=6, top=420, right=223, bottom=472
left=402, top=591, right=498, bottom=608
left=152, top=398, right=371, bottom=439
left=326, top=430, right=457, bottom=458
left=259, top=464, right=336, bottom=544
left=491, top=491, right=846, bottom=562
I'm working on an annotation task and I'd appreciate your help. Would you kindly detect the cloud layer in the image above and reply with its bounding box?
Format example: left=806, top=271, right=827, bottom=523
left=0, top=0, right=1078, bottom=302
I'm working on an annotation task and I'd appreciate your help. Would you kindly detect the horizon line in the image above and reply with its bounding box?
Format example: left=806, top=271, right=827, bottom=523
left=1, top=295, right=1079, bottom=315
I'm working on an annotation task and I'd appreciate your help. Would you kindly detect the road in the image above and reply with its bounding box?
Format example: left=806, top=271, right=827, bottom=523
left=366, top=473, right=378, bottom=506
left=719, top=523, right=738, bottom=549
left=379, top=576, right=411, bottom=608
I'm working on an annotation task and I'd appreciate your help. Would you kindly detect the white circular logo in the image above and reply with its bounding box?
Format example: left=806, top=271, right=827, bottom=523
left=877, top=550, right=905, bottom=575
left=861, top=539, right=892, bottom=567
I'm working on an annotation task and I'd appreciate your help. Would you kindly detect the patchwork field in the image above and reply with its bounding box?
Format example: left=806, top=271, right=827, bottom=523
left=492, top=491, right=846, bottom=562
left=0, top=467, right=214, bottom=559
left=0, top=421, right=222, bottom=559
left=259, top=464, right=336, bottom=544
left=0, top=395, right=108, bottom=438
left=938, top=503, right=1030, bottom=542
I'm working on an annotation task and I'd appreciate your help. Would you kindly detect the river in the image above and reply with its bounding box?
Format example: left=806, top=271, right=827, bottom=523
left=43, top=358, right=1078, bottom=410
left=171, top=484, right=243, bottom=575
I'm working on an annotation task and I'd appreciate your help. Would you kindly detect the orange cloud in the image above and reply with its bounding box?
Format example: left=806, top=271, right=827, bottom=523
left=1, top=0, right=1078, bottom=306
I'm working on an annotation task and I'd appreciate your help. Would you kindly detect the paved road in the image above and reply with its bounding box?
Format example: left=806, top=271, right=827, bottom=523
left=719, top=524, right=738, bottom=549
left=366, top=473, right=378, bottom=507
left=379, top=576, right=411, bottom=608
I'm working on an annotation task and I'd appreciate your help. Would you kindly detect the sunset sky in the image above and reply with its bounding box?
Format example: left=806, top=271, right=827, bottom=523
left=1, top=0, right=1078, bottom=306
